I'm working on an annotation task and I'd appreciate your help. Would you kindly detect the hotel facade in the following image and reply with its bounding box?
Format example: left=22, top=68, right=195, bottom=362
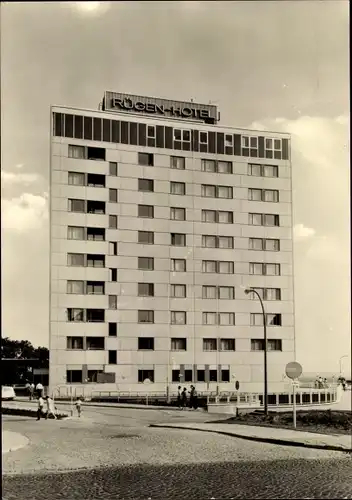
left=49, top=92, right=295, bottom=396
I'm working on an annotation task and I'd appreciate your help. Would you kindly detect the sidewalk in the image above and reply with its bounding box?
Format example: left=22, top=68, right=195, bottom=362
left=2, top=430, right=29, bottom=454
left=150, top=422, right=352, bottom=453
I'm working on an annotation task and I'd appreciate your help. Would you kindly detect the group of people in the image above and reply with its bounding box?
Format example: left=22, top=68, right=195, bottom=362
left=315, top=376, right=329, bottom=389
left=25, top=381, right=44, bottom=400
left=177, top=385, right=198, bottom=410
left=25, top=381, right=83, bottom=420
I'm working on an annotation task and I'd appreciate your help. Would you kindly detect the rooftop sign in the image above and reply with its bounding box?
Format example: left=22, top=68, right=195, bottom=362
left=102, top=91, right=219, bottom=123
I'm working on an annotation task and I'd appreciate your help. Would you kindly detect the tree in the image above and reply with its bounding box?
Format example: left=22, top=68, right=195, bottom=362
left=1, top=338, right=49, bottom=385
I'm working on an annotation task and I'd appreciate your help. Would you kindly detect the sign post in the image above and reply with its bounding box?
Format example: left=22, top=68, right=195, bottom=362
left=285, top=362, right=303, bottom=429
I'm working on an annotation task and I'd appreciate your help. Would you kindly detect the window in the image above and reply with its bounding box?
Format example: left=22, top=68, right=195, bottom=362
left=248, top=189, right=279, bottom=202
left=220, top=339, right=235, bottom=351
left=197, top=370, right=205, bottom=382
left=170, top=156, right=185, bottom=170
left=218, top=286, right=234, bottom=300
left=265, top=288, right=281, bottom=301
left=138, top=204, right=154, bottom=218
left=264, top=165, right=279, bottom=177
left=171, top=338, right=187, bottom=351
left=109, top=188, right=118, bottom=203
left=138, top=257, right=154, bottom=270
left=171, top=284, right=186, bottom=298
left=171, top=259, right=186, bottom=272
left=171, top=233, right=186, bottom=247
left=203, top=286, right=217, bottom=299
left=87, top=309, right=105, bottom=322
left=201, top=159, right=216, bottom=172
left=242, top=136, right=249, bottom=148
left=109, top=162, right=117, bottom=176
left=138, top=370, right=154, bottom=383
left=248, top=188, right=262, bottom=202
left=199, top=131, right=208, bottom=145
left=138, top=310, right=154, bottom=323
left=172, top=370, right=182, bottom=383
left=248, top=163, right=262, bottom=176
left=221, top=369, right=230, bottom=382
left=87, top=147, right=105, bottom=161
left=138, top=153, right=154, bottom=166
left=138, top=178, right=154, bottom=192
left=68, top=145, right=85, bottom=159
left=249, top=213, right=263, bottom=226
left=87, top=254, right=105, bottom=267
left=202, top=260, right=217, bottom=273
left=109, top=241, right=118, bottom=255
left=109, top=215, right=117, bottom=229
left=174, top=129, right=191, bottom=148
left=249, top=263, right=280, bottom=276
left=202, top=312, right=217, bottom=325
left=87, top=227, right=105, bottom=241
left=203, top=338, right=217, bottom=351
left=109, top=322, right=117, bottom=337
left=67, top=226, right=85, bottom=240
left=68, top=172, right=85, bottom=186
left=87, top=370, right=104, bottom=383
left=217, top=186, right=233, bottom=199
left=67, top=280, right=84, bottom=294
left=218, top=261, right=234, bottom=274
left=202, top=210, right=216, bottom=223
left=264, top=214, right=280, bottom=227
left=87, top=173, right=105, bottom=187
left=225, top=134, right=233, bottom=147
left=264, top=239, right=280, bottom=251
left=66, top=370, right=82, bottom=384
left=86, top=200, right=105, bottom=215
left=147, top=125, right=155, bottom=139
left=66, top=337, right=83, bottom=350
left=264, top=189, right=279, bottom=203
left=248, top=288, right=265, bottom=301
left=86, top=337, right=105, bottom=350
left=251, top=339, right=282, bottom=351
left=138, top=283, right=154, bottom=297
left=110, top=269, right=117, bottom=282
left=217, top=161, right=232, bottom=174
left=201, top=184, right=216, bottom=197
left=68, top=199, right=85, bottom=213
left=108, top=350, right=117, bottom=364
left=87, top=281, right=104, bottom=295
left=218, top=211, right=233, bottom=224
left=219, top=313, right=235, bottom=325
left=184, top=370, right=193, bottom=383
left=250, top=314, right=282, bottom=326
left=202, top=235, right=233, bottom=249
left=67, top=308, right=84, bottom=322
left=138, top=231, right=154, bottom=244
left=109, top=295, right=117, bottom=309
left=171, top=311, right=186, bottom=325
left=170, top=181, right=185, bottom=195
left=138, top=337, right=154, bottom=350
left=67, top=253, right=84, bottom=267
left=249, top=238, right=264, bottom=250
left=265, top=138, right=282, bottom=160
left=170, top=207, right=186, bottom=221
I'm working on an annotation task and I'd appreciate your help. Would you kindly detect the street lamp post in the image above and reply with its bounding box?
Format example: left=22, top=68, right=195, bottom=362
left=339, top=355, right=348, bottom=375
left=245, top=288, right=268, bottom=416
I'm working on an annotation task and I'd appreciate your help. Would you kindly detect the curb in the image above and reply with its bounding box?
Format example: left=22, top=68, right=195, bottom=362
left=149, top=424, right=352, bottom=454
left=2, top=407, right=68, bottom=420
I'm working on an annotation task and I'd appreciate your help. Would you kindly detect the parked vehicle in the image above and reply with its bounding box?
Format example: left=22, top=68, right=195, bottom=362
left=1, top=386, right=16, bottom=401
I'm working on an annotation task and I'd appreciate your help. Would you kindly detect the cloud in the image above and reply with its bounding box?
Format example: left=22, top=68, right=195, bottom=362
left=66, top=2, right=111, bottom=15
left=2, top=193, right=48, bottom=232
left=1, top=170, right=40, bottom=185
left=293, top=223, right=316, bottom=241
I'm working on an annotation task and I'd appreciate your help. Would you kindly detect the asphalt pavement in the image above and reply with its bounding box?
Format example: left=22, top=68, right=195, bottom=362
left=3, top=406, right=352, bottom=499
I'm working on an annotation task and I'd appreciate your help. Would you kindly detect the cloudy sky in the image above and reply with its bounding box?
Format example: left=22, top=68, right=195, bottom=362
left=1, top=1, right=350, bottom=374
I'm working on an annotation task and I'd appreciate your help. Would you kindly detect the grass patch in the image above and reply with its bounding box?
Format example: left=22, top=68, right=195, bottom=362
left=210, top=409, right=352, bottom=435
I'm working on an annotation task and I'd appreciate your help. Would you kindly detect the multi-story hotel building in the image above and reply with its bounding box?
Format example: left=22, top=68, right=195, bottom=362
left=49, top=92, right=295, bottom=397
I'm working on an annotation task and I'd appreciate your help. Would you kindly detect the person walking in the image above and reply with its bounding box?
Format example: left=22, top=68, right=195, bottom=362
left=29, top=383, right=35, bottom=401
left=45, top=396, right=57, bottom=420
left=177, top=386, right=182, bottom=409
left=36, top=382, right=44, bottom=398
left=181, top=387, right=188, bottom=410
left=37, top=395, right=45, bottom=421
left=191, top=385, right=198, bottom=410
left=189, top=385, right=197, bottom=409
left=75, top=398, right=82, bottom=417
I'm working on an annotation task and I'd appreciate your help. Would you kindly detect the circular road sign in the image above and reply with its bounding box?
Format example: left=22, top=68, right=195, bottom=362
left=235, top=381, right=240, bottom=390
left=285, top=362, right=303, bottom=380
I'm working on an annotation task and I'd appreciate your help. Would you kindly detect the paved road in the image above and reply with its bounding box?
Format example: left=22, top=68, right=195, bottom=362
left=3, top=406, right=352, bottom=499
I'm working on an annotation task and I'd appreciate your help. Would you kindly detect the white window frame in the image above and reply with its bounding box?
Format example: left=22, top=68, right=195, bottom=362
left=217, top=186, right=233, bottom=199
left=201, top=184, right=216, bottom=197
left=218, top=261, right=234, bottom=274
left=68, top=226, right=85, bottom=240
left=202, top=286, right=217, bottom=299
left=264, top=238, right=280, bottom=251
left=248, top=163, right=262, bottom=177
left=68, top=145, right=85, bottom=159
left=170, top=181, right=185, bottom=196
left=171, top=338, right=187, bottom=351
left=203, top=338, right=217, bottom=350
left=171, top=259, right=186, bottom=272
left=263, top=214, right=279, bottom=227
left=199, top=131, right=208, bottom=145
left=225, top=134, right=233, bottom=147
left=218, top=312, right=235, bottom=326
left=218, top=286, right=234, bottom=300
left=248, top=188, right=263, bottom=202
left=68, top=199, right=85, bottom=213
left=171, top=284, right=186, bottom=298
left=171, top=311, right=186, bottom=325
left=249, top=263, right=264, bottom=275
left=170, top=207, right=186, bottom=221
left=68, top=172, right=85, bottom=186
left=202, top=260, right=217, bottom=273
left=218, top=211, right=233, bottom=224
left=263, top=165, right=279, bottom=178
left=202, top=313, right=217, bottom=326
left=242, top=136, right=249, bottom=148
left=147, top=125, right=156, bottom=139
left=249, top=213, right=263, bottom=226
left=220, top=338, right=235, bottom=351
left=170, top=156, right=185, bottom=170
left=202, top=209, right=217, bottom=223
left=201, top=160, right=216, bottom=173
left=67, top=280, right=84, bottom=294
left=249, top=238, right=264, bottom=250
